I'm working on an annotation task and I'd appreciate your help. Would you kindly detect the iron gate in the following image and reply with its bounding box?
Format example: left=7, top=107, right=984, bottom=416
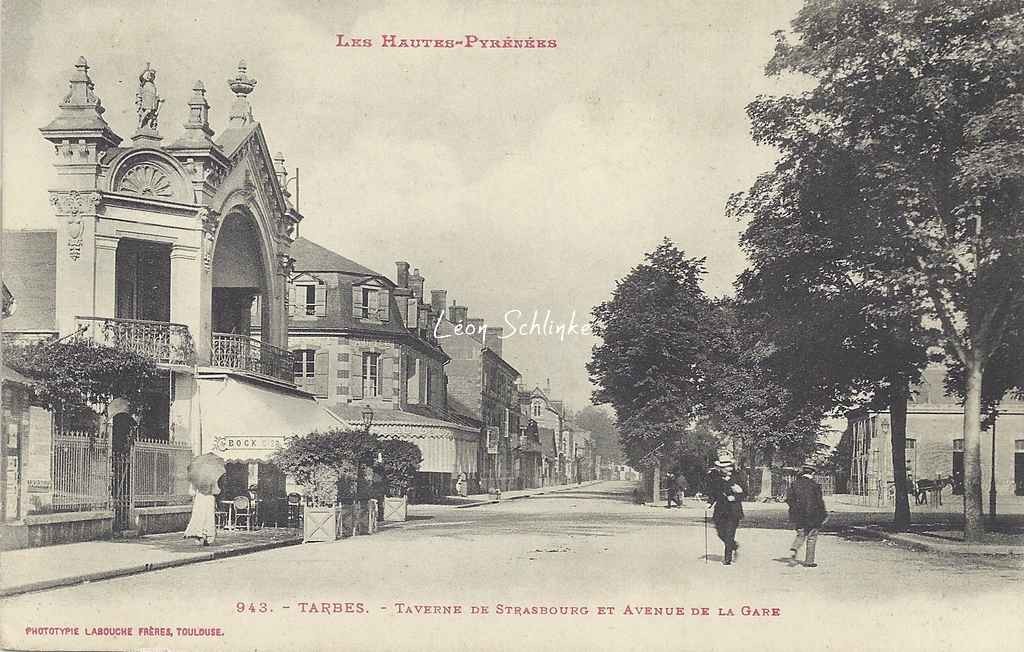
left=111, top=450, right=132, bottom=531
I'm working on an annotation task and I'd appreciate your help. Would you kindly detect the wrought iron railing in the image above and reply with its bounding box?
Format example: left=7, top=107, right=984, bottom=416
left=77, top=316, right=195, bottom=366
left=51, top=430, right=111, bottom=513
left=211, top=332, right=293, bottom=382
left=132, top=437, right=193, bottom=506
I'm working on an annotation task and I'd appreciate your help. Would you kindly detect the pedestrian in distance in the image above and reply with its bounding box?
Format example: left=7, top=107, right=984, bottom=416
left=674, top=473, right=689, bottom=507
left=704, top=456, right=745, bottom=565
left=785, top=462, right=829, bottom=568
left=665, top=472, right=678, bottom=508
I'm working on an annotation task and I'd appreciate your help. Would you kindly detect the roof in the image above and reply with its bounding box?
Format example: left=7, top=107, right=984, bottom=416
left=216, top=124, right=258, bottom=157
left=2, top=230, right=57, bottom=331
left=330, top=405, right=478, bottom=433
left=291, top=237, right=384, bottom=278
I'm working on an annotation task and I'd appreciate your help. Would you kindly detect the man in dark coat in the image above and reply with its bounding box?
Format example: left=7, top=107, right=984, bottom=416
left=705, top=458, right=745, bottom=565
left=785, top=463, right=828, bottom=567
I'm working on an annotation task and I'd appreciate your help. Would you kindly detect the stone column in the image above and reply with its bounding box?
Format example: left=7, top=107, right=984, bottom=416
left=170, top=243, right=204, bottom=363
left=93, top=234, right=120, bottom=319
left=51, top=191, right=102, bottom=335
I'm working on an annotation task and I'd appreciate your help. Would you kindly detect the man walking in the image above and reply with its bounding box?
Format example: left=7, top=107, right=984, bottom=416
left=785, top=463, right=828, bottom=568
left=705, top=457, right=745, bottom=565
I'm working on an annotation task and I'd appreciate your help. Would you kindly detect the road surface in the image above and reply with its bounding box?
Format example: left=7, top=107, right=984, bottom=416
left=2, top=481, right=1020, bottom=651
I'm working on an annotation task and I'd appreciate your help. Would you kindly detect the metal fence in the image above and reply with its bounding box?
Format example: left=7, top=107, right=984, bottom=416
left=132, top=438, right=193, bottom=506
left=52, top=431, right=111, bottom=512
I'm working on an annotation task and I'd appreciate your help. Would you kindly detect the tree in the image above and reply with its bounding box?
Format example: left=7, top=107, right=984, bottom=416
left=375, top=439, right=422, bottom=497
left=272, top=428, right=381, bottom=505
left=5, top=338, right=161, bottom=430
left=701, top=300, right=828, bottom=472
left=733, top=0, right=1024, bottom=540
left=588, top=239, right=727, bottom=467
left=574, top=406, right=622, bottom=464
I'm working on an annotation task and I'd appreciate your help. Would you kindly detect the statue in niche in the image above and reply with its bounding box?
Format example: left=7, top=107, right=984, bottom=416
left=135, top=63, right=163, bottom=131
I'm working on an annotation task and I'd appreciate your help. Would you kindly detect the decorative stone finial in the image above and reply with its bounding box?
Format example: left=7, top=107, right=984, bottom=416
left=40, top=56, right=122, bottom=152
left=133, top=62, right=164, bottom=143
left=61, top=57, right=103, bottom=112
left=227, top=60, right=257, bottom=127
left=180, top=79, right=215, bottom=142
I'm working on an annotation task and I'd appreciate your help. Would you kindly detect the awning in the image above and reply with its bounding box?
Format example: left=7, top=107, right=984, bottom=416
left=329, top=405, right=480, bottom=475
left=197, top=375, right=344, bottom=463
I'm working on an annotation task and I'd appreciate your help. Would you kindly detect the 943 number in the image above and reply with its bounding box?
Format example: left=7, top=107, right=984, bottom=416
left=236, top=602, right=271, bottom=614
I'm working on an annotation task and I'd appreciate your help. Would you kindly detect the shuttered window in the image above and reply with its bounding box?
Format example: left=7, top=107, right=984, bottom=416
left=292, top=280, right=326, bottom=318
left=351, top=285, right=390, bottom=322
left=363, top=352, right=382, bottom=398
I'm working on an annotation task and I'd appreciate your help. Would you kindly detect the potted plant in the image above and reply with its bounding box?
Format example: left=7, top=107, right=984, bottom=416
left=272, top=429, right=371, bottom=543
left=375, top=440, right=422, bottom=523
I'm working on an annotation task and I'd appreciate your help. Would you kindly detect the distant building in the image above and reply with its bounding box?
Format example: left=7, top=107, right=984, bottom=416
left=437, top=301, right=521, bottom=492
left=844, top=365, right=1024, bottom=505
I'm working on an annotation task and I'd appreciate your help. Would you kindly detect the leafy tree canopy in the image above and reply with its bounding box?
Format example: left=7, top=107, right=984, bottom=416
left=5, top=338, right=161, bottom=419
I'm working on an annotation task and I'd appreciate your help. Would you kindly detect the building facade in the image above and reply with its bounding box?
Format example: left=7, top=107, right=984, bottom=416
left=1, top=58, right=341, bottom=545
left=437, top=301, right=521, bottom=492
left=845, top=366, right=1024, bottom=506
left=283, top=238, right=480, bottom=500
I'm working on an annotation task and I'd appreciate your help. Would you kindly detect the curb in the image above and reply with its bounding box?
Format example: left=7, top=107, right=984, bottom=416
left=0, top=536, right=303, bottom=599
left=852, top=525, right=1023, bottom=556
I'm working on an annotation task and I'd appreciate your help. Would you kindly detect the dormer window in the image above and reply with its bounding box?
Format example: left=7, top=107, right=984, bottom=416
left=351, top=278, right=390, bottom=322
left=289, top=274, right=326, bottom=319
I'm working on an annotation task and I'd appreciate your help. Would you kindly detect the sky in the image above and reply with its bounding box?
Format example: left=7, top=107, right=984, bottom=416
left=2, top=0, right=807, bottom=410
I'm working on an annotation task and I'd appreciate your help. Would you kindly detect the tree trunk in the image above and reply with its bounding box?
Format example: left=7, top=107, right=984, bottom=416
left=889, top=381, right=911, bottom=530
left=962, top=357, right=985, bottom=542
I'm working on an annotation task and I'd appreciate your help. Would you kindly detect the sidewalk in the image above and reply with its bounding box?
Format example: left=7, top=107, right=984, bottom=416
left=1, top=527, right=301, bottom=598
left=453, top=480, right=604, bottom=508
left=1, top=482, right=602, bottom=599
left=851, top=525, right=1024, bottom=556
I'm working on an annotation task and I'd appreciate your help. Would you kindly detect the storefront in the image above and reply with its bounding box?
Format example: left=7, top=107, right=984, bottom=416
left=196, top=373, right=346, bottom=525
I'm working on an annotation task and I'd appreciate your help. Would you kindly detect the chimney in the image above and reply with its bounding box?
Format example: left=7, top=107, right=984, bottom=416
left=430, top=289, right=447, bottom=316
left=466, top=317, right=486, bottom=342
left=488, top=326, right=503, bottom=357
left=410, top=268, right=424, bottom=300
left=545, top=378, right=551, bottom=394
left=449, top=302, right=468, bottom=324
left=395, top=261, right=410, bottom=288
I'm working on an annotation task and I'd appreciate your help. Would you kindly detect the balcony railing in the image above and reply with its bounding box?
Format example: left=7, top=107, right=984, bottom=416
left=211, top=333, right=293, bottom=383
left=77, top=316, right=195, bottom=367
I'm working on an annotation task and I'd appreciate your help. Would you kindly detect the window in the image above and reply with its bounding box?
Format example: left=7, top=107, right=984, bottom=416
left=360, top=288, right=375, bottom=319
left=290, top=278, right=326, bottom=318
left=533, top=403, right=541, bottom=417
left=299, top=283, right=317, bottom=316
left=363, top=352, right=382, bottom=397
left=293, top=349, right=315, bottom=378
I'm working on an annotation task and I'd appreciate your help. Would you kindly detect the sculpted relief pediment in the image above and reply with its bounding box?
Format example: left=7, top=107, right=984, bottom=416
left=108, top=150, right=192, bottom=203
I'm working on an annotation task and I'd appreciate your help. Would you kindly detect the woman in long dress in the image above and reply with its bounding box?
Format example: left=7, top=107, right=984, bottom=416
left=184, top=484, right=218, bottom=546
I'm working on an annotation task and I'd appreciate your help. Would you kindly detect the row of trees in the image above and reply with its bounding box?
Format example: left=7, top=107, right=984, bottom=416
left=589, top=1, right=1024, bottom=540
left=587, top=240, right=827, bottom=478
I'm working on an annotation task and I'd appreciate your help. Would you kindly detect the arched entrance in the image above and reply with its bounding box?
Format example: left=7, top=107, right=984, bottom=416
left=211, top=211, right=268, bottom=337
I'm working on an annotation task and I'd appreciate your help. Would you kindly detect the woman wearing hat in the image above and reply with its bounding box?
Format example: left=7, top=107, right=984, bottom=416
left=704, top=456, right=746, bottom=565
